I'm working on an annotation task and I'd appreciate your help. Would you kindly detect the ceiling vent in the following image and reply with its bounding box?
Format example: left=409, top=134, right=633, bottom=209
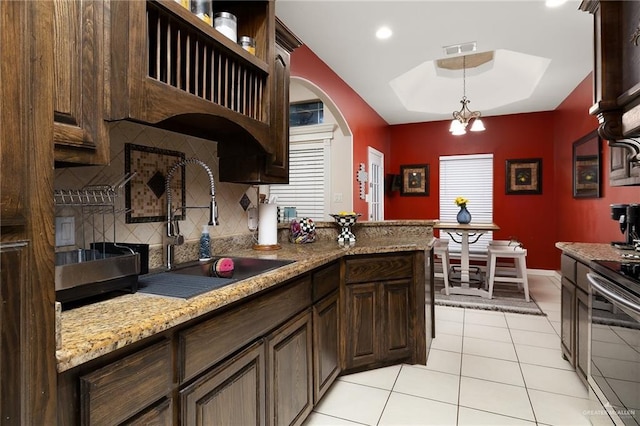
left=443, top=41, right=477, bottom=56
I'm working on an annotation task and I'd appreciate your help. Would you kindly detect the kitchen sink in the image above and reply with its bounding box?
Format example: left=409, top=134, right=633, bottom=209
left=169, top=257, right=295, bottom=281
left=137, top=257, right=295, bottom=299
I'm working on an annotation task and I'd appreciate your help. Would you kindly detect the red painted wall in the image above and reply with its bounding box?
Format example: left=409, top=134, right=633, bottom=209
left=553, top=75, right=640, bottom=247
left=291, top=46, right=639, bottom=271
left=387, top=112, right=558, bottom=269
left=290, top=45, right=390, bottom=217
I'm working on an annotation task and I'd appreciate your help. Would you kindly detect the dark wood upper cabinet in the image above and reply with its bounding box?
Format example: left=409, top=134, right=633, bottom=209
left=581, top=0, right=640, bottom=185
left=53, top=0, right=110, bottom=166
left=219, top=17, right=302, bottom=183
left=53, top=0, right=302, bottom=182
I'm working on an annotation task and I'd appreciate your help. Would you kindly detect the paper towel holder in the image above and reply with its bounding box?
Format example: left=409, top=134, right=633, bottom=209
left=252, top=243, right=282, bottom=251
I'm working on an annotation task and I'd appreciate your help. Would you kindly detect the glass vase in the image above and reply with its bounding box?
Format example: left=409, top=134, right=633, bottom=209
left=457, top=206, right=471, bottom=224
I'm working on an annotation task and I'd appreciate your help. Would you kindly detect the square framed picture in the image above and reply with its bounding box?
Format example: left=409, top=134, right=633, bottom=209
left=505, top=158, right=542, bottom=195
left=573, top=130, right=601, bottom=198
left=124, top=143, right=186, bottom=223
left=400, top=164, right=429, bottom=196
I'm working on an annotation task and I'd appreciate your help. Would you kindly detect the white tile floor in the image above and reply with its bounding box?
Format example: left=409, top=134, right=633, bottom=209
left=304, top=273, right=593, bottom=426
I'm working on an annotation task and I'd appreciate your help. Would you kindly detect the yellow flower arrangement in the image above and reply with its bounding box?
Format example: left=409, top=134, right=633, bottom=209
left=454, top=197, right=468, bottom=208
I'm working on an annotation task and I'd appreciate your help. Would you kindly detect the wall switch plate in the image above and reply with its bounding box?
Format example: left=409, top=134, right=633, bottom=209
left=247, top=207, right=258, bottom=231
left=55, top=216, right=75, bottom=247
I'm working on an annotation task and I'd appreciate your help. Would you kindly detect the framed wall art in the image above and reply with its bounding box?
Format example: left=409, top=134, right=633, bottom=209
left=573, top=130, right=601, bottom=198
left=505, top=158, right=542, bottom=195
left=124, top=143, right=186, bottom=223
left=400, top=164, right=429, bottom=196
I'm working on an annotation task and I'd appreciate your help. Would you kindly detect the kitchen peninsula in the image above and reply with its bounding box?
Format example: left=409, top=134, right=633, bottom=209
left=56, top=221, right=435, bottom=425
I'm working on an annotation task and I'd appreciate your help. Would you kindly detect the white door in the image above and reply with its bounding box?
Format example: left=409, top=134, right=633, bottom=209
left=368, top=147, right=384, bottom=221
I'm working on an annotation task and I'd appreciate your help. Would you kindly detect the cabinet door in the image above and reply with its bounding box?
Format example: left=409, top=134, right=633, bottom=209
left=125, top=398, right=173, bottom=426
left=80, top=340, right=172, bottom=425
left=267, top=310, right=313, bottom=426
left=381, top=280, right=412, bottom=362
left=313, top=292, right=340, bottom=403
left=576, top=288, right=590, bottom=386
left=53, top=0, right=109, bottom=165
left=264, top=45, right=290, bottom=181
left=181, top=341, right=266, bottom=426
left=560, top=277, right=576, bottom=366
left=344, top=283, right=378, bottom=370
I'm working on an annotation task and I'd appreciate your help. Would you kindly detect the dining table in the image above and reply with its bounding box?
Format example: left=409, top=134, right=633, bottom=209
left=433, top=221, right=500, bottom=298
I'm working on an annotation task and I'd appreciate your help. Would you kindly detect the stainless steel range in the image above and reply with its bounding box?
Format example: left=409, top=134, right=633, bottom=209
left=587, top=260, right=640, bottom=425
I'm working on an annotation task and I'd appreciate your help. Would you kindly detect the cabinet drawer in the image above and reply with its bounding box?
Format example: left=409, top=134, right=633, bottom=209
left=180, top=277, right=311, bottom=383
left=312, top=262, right=339, bottom=302
left=561, top=254, right=576, bottom=284
left=345, top=254, right=412, bottom=284
left=80, top=339, right=172, bottom=426
left=576, top=262, right=591, bottom=293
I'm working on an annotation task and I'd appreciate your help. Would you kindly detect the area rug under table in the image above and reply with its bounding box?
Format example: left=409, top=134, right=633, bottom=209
left=433, top=279, right=545, bottom=316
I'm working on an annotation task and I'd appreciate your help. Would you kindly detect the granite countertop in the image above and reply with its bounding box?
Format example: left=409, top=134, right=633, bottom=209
left=555, top=241, right=640, bottom=263
left=57, top=223, right=435, bottom=373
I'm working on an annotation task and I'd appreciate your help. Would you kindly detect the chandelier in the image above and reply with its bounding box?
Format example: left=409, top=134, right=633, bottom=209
left=449, top=56, right=485, bottom=135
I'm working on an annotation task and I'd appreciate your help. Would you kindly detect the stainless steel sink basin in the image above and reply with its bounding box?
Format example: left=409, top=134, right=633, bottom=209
left=138, top=257, right=295, bottom=299
left=168, top=256, right=295, bottom=280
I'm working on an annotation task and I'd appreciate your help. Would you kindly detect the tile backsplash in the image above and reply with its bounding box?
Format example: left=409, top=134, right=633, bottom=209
left=55, top=121, right=258, bottom=255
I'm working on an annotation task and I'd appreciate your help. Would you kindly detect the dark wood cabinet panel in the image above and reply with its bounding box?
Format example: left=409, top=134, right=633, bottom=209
left=560, top=254, right=590, bottom=387
left=267, top=310, right=313, bottom=426
left=219, top=18, right=302, bottom=183
left=382, top=281, right=412, bottom=361
left=312, top=261, right=340, bottom=303
left=313, top=292, right=340, bottom=403
left=0, top=1, right=57, bottom=423
left=561, top=276, right=576, bottom=365
left=180, top=276, right=310, bottom=383
left=344, top=283, right=378, bottom=369
left=576, top=287, right=590, bottom=386
left=125, top=398, right=173, bottom=426
left=345, top=254, right=413, bottom=284
left=581, top=0, right=640, bottom=186
left=342, top=253, right=425, bottom=372
left=80, top=340, right=172, bottom=425
left=53, top=0, right=109, bottom=165
left=0, top=242, right=29, bottom=424
left=181, top=341, right=266, bottom=426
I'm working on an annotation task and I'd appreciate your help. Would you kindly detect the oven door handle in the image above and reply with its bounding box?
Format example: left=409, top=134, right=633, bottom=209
left=587, top=272, right=640, bottom=315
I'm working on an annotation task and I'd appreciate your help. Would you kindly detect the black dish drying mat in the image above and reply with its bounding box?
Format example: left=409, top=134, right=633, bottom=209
left=138, top=273, right=238, bottom=299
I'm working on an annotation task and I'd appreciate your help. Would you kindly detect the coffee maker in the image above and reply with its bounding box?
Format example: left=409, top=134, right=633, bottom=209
left=611, top=203, right=640, bottom=248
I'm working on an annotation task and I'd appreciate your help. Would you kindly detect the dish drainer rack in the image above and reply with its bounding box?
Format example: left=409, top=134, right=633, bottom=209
left=54, top=174, right=135, bottom=255
left=54, top=173, right=143, bottom=305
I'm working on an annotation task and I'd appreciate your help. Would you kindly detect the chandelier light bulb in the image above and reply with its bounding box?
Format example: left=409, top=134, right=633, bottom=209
left=450, top=55, right=485, bottom=136
left=470, top=118, right=485, bottom=132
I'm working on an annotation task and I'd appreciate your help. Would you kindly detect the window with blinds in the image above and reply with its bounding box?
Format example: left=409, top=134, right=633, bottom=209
left=439, top=154, right=494, bottom=253
left=269, top=141, right=326, bottom=221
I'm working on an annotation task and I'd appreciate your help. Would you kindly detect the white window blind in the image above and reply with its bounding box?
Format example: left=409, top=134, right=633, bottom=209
left=439, top=154, right=494, bottom=253
left=269, top=141, right=326, bottom=221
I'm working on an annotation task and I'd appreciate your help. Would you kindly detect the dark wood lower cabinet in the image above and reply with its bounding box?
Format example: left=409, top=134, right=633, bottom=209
left=267, top=310, right=313, bottom=426
left=342, top=252, right=422, bottom=372
left=181, top=341, right=266, bottom=426
left=560, top=276, right=576, bottom=364
left=312, top=292, right=340, bottom=403
left=80, top=339, right=173, bottom=425
left=58, top=252, right=427, bottom=425
left=559, top=253, right=590, bottom=386
left=126, top=398, right=173, bottom=426
left=576, top=287, right=590, bottom=385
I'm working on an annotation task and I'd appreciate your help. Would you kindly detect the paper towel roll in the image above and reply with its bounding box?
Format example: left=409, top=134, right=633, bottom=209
left=258, top=204, right=278, bottom=245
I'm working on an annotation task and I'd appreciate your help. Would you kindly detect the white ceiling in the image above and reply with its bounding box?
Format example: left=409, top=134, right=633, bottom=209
left=275, top=0, right=594, bottom=125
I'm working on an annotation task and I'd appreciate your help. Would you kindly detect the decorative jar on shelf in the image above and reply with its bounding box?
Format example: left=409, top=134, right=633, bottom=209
left=329, top=213, right=361, bottom=246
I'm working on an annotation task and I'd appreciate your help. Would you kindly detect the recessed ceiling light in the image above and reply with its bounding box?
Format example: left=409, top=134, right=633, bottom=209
left=546, top=0, right=567, bottom=7
left=376, top=26, right=392, bottom=40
